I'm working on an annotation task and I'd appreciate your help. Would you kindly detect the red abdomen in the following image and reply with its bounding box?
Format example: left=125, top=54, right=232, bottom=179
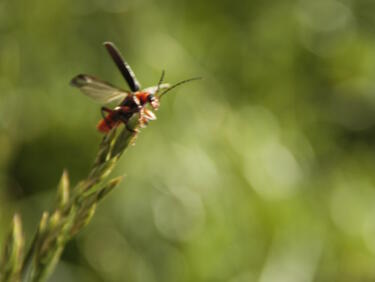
left=97, top=116, right=120, bottom=133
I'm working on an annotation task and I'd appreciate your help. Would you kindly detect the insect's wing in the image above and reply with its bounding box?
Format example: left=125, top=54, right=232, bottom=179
left=70, top=74, right=129, bottom=104
left=143, top=83, right=170, bottom=95
left=104, top=42, right=141, bottom=92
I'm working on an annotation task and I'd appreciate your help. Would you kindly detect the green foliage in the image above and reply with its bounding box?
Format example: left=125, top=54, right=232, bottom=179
left=0, top=215, right=24, bottom=282
left=2, top=0, right=375, bottom=281
left=0, top=116, right=139, bottom=282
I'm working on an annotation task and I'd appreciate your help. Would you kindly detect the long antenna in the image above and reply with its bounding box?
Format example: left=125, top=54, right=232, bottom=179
left=156, top=70, right=165, bottom=94
left=159, top=77, right=201, bottom=99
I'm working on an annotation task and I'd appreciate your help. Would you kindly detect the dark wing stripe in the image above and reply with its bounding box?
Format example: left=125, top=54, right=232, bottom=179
left=103, top=42, right=141, bottom=92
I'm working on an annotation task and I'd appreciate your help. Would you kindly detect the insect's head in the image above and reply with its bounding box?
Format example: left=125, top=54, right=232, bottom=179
left=147, top=93, right=160, bottom=110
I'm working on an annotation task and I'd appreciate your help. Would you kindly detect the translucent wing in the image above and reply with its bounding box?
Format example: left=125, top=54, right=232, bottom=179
left=70, top=74, right=129, bottom=104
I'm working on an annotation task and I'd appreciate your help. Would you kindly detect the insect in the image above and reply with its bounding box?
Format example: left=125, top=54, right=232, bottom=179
left=71, top=42, right=199, bottom=133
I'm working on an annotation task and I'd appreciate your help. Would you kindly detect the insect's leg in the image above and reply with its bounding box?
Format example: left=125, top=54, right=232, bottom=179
left=144, top=108, right=156, bottom=121
left=129, top=97, right=145, bottom=128
left=100, top=107, right=114, bottom=129
left=138, top=107, right=148, bottom=128
left=117, top=112, right=138, bottom=133
left=101, top=107, right=113, bottom=119
left=126, top=122, right=138, bottom=133
left=121, top=117, right=138, bottom=133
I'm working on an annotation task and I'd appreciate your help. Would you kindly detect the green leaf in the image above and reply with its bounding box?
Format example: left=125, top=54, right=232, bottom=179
left=0, top=214, right=25, bottom=282
left=56, top=170, right=70, bottom=209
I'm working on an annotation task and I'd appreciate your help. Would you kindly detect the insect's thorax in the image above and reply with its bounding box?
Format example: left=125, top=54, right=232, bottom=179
left=116, top=94, right=142, bottom=121
left=135, top=91, right=150, bottom=105
left=120, top=94, right=139, bottom=108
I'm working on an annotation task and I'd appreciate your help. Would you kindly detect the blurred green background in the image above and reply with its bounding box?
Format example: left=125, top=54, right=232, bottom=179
left=2, top=0, right=375, bottom=281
